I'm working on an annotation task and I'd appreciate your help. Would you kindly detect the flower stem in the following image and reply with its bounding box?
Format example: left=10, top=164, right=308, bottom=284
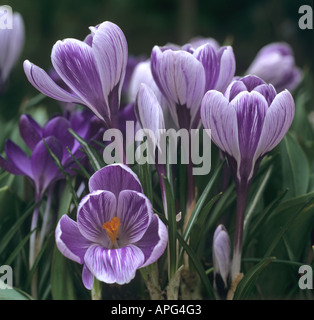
left=231, top=181, right=249, bottom=282
left=91, top=278, right=102, bottom=300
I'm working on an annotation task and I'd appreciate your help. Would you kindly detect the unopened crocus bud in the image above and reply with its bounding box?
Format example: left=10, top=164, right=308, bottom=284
left=246, top=42, right=302, bottom=92
left=213, top=225, right=231, bottom=288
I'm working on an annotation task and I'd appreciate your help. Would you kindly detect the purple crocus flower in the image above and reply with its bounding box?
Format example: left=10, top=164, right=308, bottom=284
left=201, top=75, right=295, bottom=281
left=151, top=42, right=235, bottom=130
left=23, top=21, right=128, bottom=128
left=0, top=8, right=24, bottom=92
left=56, top=164, right=168, bottom=288
left=246, top=42, right=302, bottom=92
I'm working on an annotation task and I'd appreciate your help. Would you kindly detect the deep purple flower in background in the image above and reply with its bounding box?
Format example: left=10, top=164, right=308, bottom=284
left=56, top=164, right=168, bottom=288
left=246, top=42, right=302, bottom=92
left=0, top=136, right=62, bottom=200
left=0, top=8, right=24, bottom=92
left=23, top=21, right=128, bottom=128
left=201, top=74, right=295, bottom=281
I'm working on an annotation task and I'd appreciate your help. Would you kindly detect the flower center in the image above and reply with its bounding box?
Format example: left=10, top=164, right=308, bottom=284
left=102, top=217, right=120, bottom=245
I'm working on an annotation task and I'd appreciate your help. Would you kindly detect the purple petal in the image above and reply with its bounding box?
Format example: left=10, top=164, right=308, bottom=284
left=151, top=46, right=206, bottom=126
left=84, top=244, right=145, bottom=284
left=117, top=190, right=153, bottom=245
left=23, top=60, right=82, bottom=104
left=135, top=214, right=168, bottom=268
left=240, top=75, right=266, bottom=91
left=201, top=90, right=240, bottom=163
left=194, top=43, right=219, bottom=91
left=19, top=114, right=43, bottom=150
left=5, top=140, right=32, bottom=177
left=77, top=190, right=117, bottom=245
left=55, top=214, right=91, bottom=264
left=254, top=90, right=295, bottom=158
left=43, top=116, right=74, bottom=153
left=231, top=91, right=268, bottom=181
left=92, top=21, right=128, bottom=111
left=253, top=84, right=277, bottom=106
left=82, top=265, right=94, bottom=290
left=224, top=80, right=247, bottom=102
left=88, top=163, right=143, bottom=196
left=51, top=39, right=110, bottom=123
left=31, top=136, right=63, bottom=197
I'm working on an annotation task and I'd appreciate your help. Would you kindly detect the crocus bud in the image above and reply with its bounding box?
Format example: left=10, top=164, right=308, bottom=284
left=213, top=224, right=231, bottom=288
left=0, top=9, right=24, bottom=91
left=246, top=42, right=302, bottom=92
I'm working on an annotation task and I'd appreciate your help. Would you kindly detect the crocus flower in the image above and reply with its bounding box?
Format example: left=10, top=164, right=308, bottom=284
left=19, top=109, right=103, bottom=174
left=201, top=75, right=295, bottom=280
left=56, top=164, right=168, bottom=288
left=151, top=42, right=235, bottom=130
left=23, top=21, right=128, bottom=128
left=0, top=8, right=24, bottom=92
left=213, top=225, right=231, bottom=289
left=246, top=42, right=302, bottom=92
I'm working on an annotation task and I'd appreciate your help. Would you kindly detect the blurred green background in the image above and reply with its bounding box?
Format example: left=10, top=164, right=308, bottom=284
left=1, top=0, right=313, bottom=120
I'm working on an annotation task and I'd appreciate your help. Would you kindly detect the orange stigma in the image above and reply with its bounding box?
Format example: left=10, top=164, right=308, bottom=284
left=102, top=217, right=120, bottom=245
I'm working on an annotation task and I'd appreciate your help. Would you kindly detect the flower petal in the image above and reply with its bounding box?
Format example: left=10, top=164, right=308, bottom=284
left=77, top=190, right=117, bottom=245
left=84, top=244, right=145, bottom=284
left=82, top=265, right=94, bottom=290
left=201, top=90, right=240, bottom=163
left=135, top=214, right=168, bottom=268
left=254, top=89, right=295, bottom=158
left=92, top=21, right=128, bottom=109
left=4, top=139, right=32, bottom=177
left=55, top=214, right=91, bottom=264
left=88, top=163, right=143, bottom=196
left=23, top=60, right=82, bottom=104
left=215, top=46, right=236, bottom=92
left=117, top=190, right=152, bottom=245
left=51, top=39, right=109, bottom=123
left=19, top=114, right=43, bottom=150
left=31, top=136, right=63, bottom=197
left=230, top=91, right=268, bottom=181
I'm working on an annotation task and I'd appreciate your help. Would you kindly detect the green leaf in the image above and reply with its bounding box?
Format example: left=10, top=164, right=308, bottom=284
left=69, top=128, right=103, bottom=172
left=162, top=174, right=177, bottom=280
left=280, top=133, right=310, bottom=198
left=233, top=256, right=276, bottom=300
left=50, top=247, right=76, bottom=300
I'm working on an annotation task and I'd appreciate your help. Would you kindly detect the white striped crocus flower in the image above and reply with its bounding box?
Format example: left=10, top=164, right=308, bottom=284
left=56, top=164, right=168, bottom=289
left=201, top=75, right=295, bottom=281
left=23, top=21, right=128, bottom=129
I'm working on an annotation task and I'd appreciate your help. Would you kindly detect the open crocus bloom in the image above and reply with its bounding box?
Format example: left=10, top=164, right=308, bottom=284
left=201, top=75, right=295, bottom=187
left=23, top=21, right=128, bottom=128
left=56, top=164, right=168, bottom=288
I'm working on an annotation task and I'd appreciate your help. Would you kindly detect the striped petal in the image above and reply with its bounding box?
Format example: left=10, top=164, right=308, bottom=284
left=84, top=244, right=145, bottom=284
left=51, top=39, right=109, bottom=123
left=55, top=214, right=91, bottom=264
left=117, top=190, right=153, bottom=245
left=88, top=163, right=143, bottom=196
left=77, top=190, right=117, bottom=245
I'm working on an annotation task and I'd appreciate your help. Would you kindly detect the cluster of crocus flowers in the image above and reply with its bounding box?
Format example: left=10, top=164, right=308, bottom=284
left=56, top=164, right=168, bottom=288
left=201, top=75, right=295, bottom=282
left=0, top=7, right=24, bottom=93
